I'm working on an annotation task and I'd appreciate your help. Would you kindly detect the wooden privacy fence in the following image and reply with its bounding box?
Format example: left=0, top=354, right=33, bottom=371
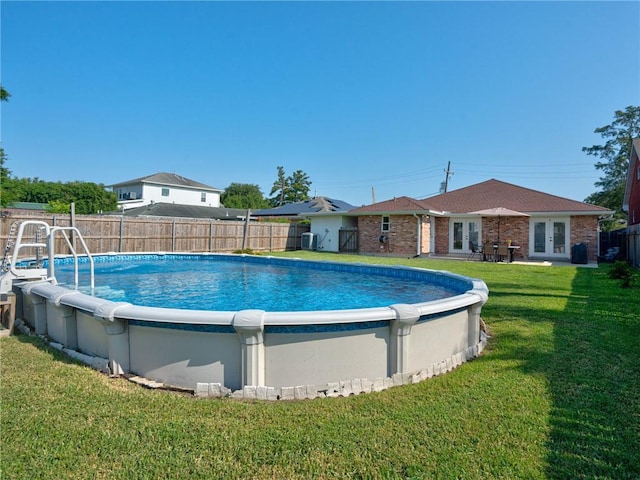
left=1, top=211, right=310, bottom=255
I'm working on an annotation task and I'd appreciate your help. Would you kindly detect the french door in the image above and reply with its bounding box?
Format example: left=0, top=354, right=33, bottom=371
left=530, top=218, right=569, bottom=258
left=450, top=219, right=480, bottom=254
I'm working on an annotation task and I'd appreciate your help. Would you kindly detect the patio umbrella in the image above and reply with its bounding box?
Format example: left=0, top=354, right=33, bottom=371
left=470, top=207, right=529, bottom=243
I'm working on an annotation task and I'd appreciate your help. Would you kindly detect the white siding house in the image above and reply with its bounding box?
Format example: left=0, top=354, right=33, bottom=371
left=110, top=173, right=223, bottom=211
left=308, top=213, right=358, bottom=252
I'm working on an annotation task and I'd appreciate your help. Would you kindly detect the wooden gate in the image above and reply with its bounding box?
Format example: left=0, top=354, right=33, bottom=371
left=338, top=228, right=358, bottom=253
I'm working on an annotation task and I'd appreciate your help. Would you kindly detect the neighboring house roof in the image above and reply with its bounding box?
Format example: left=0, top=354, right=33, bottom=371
left=420, top=179, right=612, bottom=215
left=6, top=202, right=49, bottom=211
left=106, top=202, right=248, bottom=220
left=348, top=196, right=443, bottom=215
left=623, top=138, right=640, bottom=214
left=110, top=172, right=222, bottom=193
left=255, top=197, right=355, bottom=217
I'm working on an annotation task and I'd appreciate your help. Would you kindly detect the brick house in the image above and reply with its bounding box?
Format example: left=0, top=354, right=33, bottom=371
left=623, top=138, right=640, bottom=266
left=347, top=179, right=613, bottom=262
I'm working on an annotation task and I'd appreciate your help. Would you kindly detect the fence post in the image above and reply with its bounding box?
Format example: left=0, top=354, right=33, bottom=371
left=119, top=217, right=124, bottom=253
left=209, top=221, right=214, bottom=252
left=172, top=220, right=176, bottom=252
left=70, top=202, right=76, bottom=250
left=242, top=209, right=251, bottom=250
left=270, top=223, right=273, bottom=252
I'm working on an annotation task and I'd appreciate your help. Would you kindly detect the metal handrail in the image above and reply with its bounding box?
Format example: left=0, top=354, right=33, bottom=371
left=10, top=221, right=52, bottom=281
left=48, top=226, right=95, bottom=291
left=6, top=221, right=94, bottom=292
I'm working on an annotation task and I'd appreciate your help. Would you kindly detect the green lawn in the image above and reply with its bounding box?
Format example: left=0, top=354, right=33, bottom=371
left=1, top=253, right=639, bottom=479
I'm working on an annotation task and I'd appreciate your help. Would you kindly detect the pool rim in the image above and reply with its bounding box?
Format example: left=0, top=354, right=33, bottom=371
left=39, top=252, right=489, bottom=329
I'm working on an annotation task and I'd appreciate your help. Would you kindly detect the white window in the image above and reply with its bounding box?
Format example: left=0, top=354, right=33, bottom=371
left=381, top=216, right=390, bottom=232
left=201, top=192, right=207, bottom=202
left=162, top=188, right=170, bottom=197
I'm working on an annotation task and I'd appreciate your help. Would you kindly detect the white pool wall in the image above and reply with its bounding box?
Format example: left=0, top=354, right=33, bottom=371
left=13, top=254, right=488, bottom=399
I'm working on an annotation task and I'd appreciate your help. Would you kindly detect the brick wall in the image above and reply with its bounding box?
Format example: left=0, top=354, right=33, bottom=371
left=482, top=217, right=530, bottom=260
left=570, top=215, right=599, bottom=261
left=434, top=217, right=449, bottom=255
left=358, top=215, right=424, bottom=256
left=359, top=214, right=601, bottom=261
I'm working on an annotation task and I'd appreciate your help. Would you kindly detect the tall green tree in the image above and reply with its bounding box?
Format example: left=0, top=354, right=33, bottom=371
left=583, top=106, right=640, bottom=218
left=0, top=85, right=15, bottom=207
left=221, top=183, right=269, bottom=209
left=269, top=166, right=312, bottom=206
left=270, top=166, right=289, bottom=206
left=287, top=170, right=311, bottom=203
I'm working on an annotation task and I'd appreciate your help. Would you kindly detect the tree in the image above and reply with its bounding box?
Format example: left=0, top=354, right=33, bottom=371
left=46, top=200, right=71, bottom=214
left=288, top=170, right=311, bottom=203
left=2, top=177, right=117, bottom=214
left=0, top=84, right=9, bottom=102
left=583, top=106, right=640, bottom=222
left=221, top=183, right=269, bottom=209
left=269, top=166, right=312, bottom=206
left=269, top=166, right=289, bottom=206
left=0, top=150, right=19, bottom=208
left=0, top=85, right=15, bottom=207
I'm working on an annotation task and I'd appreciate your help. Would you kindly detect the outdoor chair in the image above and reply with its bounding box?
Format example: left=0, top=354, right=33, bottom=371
left=483, top=242, right=494, bottom=261
left=468, top=241, right=481, bottom=260
left=497, top=244, right=510, bottom=262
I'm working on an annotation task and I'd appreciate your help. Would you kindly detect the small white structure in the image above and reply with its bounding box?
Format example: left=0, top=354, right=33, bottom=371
left=307, top=212, right=358, bottom=253
left=110, top=172, right=223, bottom=211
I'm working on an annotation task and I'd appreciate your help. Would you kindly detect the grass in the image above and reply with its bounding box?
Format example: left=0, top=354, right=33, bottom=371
left=2, top=252, right=639, bottom=479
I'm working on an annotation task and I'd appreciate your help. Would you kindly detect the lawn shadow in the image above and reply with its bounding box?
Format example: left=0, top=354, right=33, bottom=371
left=496, top=266, right=640, bottom=478
left=481, top=264, right=640, bottom=478
left=541, top=267, right=640, bottom=478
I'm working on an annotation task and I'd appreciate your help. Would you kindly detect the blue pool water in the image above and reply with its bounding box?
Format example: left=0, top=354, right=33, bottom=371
left=52, top=255, right=468, bottom=312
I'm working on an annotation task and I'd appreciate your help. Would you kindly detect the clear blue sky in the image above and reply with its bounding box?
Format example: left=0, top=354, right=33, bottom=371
left=2, top=1, right=639, bottom=207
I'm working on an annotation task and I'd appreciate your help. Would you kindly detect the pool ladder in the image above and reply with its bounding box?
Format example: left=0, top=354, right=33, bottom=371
left=0, top=220, right=95, bottom=294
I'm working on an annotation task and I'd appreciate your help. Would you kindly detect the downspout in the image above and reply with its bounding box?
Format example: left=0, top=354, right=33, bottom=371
left=413, top=214, right=421, bottom=257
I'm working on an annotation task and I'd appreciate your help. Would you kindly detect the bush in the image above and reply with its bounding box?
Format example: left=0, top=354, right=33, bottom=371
left=232, top=248, right=259, bottom=255
left=609, top=260, right=635, bottom=288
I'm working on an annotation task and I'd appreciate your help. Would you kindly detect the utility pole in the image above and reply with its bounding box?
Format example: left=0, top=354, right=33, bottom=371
left=441, top=161, right=454, bottom=193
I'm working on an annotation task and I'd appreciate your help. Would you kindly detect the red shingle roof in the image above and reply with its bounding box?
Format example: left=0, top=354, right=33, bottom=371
left=349, top=179, right=612, bottom=215
left=349, top=196, right=439, bottom=214
left=420, top=179, right=611, bottom=214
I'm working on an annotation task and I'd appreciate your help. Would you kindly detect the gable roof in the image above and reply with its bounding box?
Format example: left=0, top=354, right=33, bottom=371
left=255, top=197, right=355, bottom=217
left=110, top=172, right=222, bottom=192
left=348, top=196, right=443, bottom=215
left=623, top=138, right=640, bottom=212
left=107, top=202, right=247, bottom=220
left=420, top=179, right=612, bottom=215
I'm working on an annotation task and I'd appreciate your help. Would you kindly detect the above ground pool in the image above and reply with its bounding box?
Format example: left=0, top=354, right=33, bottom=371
left=17, top=253, right=489, bottom=400
left=51, top=254, right=469, bottom=312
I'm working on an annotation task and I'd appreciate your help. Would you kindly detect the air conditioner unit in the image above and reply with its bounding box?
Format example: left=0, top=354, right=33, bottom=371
left=301, top=232, right=317, bottom=251
left=129, top=192, right=137, bottom=200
